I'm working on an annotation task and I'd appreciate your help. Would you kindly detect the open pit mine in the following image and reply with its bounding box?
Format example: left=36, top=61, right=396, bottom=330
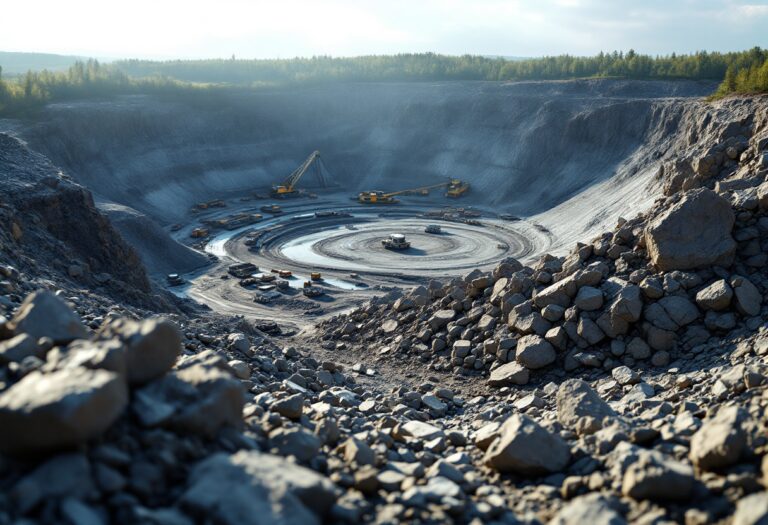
left=1, top=79, right=768, bottom=524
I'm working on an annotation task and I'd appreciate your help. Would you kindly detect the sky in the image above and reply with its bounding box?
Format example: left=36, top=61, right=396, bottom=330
left=2, top=0, right=768, bottom=60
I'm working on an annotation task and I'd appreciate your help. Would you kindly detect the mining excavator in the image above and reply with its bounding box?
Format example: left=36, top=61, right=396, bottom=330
left=271, top=150, right=327, bottom=197
left=357, top=179, right=469, bottom=204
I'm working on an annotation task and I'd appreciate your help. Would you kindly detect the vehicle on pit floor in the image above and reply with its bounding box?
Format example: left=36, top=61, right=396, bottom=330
left=166, top=274, right=184, bottom=286
left=424, top=224, right=442, bottom=234
left=228, top=262, right=259, bottom=278
left=382, top=233, right=411, bottom=250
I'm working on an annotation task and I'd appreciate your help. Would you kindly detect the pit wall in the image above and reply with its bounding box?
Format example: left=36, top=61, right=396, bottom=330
left=20, top=79, right=759, bottom=262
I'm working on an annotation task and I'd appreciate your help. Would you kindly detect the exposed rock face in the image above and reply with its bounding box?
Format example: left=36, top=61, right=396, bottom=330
left=0, top=133, right=154, bottom=302
left=0, top=367, right=128, bottom=454
left=645, top=188, right=736, bottom=271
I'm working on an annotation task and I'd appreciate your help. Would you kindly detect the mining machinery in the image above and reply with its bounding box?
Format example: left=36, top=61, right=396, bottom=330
left=382, top=233, right=411, bottom=250
left=357, top=179, right=469, bottom=204
left=271, top=150, right=327, bottom=197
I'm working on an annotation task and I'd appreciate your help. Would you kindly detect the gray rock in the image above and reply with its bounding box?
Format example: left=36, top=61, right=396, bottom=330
left=429, top=309, right=456, bottom=330
left=181, top=450, right=338, bottom=525
left=689, top=406, right=747, bottom=470
left=611, top=366, right=640, bottom=386
left=9, top=290, right=87, bottom=344
left=574, top=286, right=603, bottom=311
left=452, top=340, right=472, bottom=359
left=270, top=427, right=322, bottom=462
left=488, top=361, right=530, bottom=386
left=732, top=275, right=762, bottom=317
left=695, top=279, right=733, bottom=311
left=484, top=414, right=570, bottom=476
left=515, top=334, right=556, bottom=369
left=343, top=437, right=376, bottom=466
left=0, top=333, right=45, bottom=363
left=577, top=316, right=605, bottom=345
left=533, top=274, right=578, bottom=308
left=0, top=367, right=128, bottom=455
left=400, top=420, right=444, bottom=440
left=645, top=188, right=736, bottom=271
left=658, top=295, right=700, bottom=327
left=557, top=379, right=616, bottom=429
left=272, top=393, right=304, bottom=420
left=549, top=493, right=626, bottom=525
left=11, top=453, right=94, bottom=513
left=732, top=492, right=768, bottom=525
left=97, top=318, right=181, bottom=385
left=622, top=449, right=694, bottom=501
left=133, top=364, right=244, bottom=437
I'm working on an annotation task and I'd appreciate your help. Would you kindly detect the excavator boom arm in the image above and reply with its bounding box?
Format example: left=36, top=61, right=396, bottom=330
left=281, top=150, right=320, bottom=191
left=383, top=181, right=451, bottom=198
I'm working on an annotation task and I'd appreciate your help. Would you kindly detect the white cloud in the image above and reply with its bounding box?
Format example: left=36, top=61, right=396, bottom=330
left=0, top=0, right=766, bottom=59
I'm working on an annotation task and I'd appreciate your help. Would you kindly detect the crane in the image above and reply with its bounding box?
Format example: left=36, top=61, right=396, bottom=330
left=272, top=150, right=322, bottom=197
left=357, top=179, right=470, bottom=204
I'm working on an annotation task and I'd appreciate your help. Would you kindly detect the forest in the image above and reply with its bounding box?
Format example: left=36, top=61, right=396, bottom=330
left=1, top=49, right=767, bottom=116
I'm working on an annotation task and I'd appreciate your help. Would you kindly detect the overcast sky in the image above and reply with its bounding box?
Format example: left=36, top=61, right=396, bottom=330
left=3, top=0, right=768, bottom=60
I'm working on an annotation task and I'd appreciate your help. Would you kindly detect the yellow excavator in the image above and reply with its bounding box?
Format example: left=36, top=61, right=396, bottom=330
left=272, top=150, right=322, bottom=197
left=358, top=179, right=470, bottom=204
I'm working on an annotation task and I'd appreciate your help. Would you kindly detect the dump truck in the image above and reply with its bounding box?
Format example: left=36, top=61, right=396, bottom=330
left=191, top=227, right=209, bottom=238
left=424, top=224, right=442, bottom=234
left=382, top=234, right=411, bottom=250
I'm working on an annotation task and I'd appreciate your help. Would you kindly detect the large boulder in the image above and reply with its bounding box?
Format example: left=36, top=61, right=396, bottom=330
left=689, top=406, right=747, bottom=471
left=644, top=189, right=736, bottom=271
left=488, top=361, right=530, bottom=386
left=515, top=335, right=556, bottom=369
left=0, top=367, right=128, bottom=455
left=97, top=318, right=182, bottom=385
left=556, top=379, right=616, bottom=429
left=181, top=450, right=338, bottom=525
left=484, top=414, right=570, bottom=476
left=8, top=290, right=87, bottom=344
left=622, top=449, right=694, bottom=501
left=133, top=364, right=244, bottom=437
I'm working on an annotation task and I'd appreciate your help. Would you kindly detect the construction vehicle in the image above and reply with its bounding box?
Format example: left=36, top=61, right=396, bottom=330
left=310, top=272, right=322, bottom=281
left=228, top=262, right=258, bottom=278
left=358, top=179, right=469, bottom=204
left=303, top=285, right=324, bottom=298
left=195, top=199, right=226, bottom=210
left=424, top=224, right=442, bottom=234
left=166, top=273, right=184, bottom=286
left=205, top=213, right=263, bottom=230
left=260, top=204, right=283, bottom=214
left=382, top=234, right=411, bottom=250
left=191, top=227, right=209, bottom=238
left=253, top=272, right=277, bottom=283
left=446, top=179, right=470, bottom=198
left=271, top=150, right=326, bottom=198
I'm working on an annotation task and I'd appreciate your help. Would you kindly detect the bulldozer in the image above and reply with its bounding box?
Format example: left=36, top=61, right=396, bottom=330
left=271, top=150, right=328, bottom=198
